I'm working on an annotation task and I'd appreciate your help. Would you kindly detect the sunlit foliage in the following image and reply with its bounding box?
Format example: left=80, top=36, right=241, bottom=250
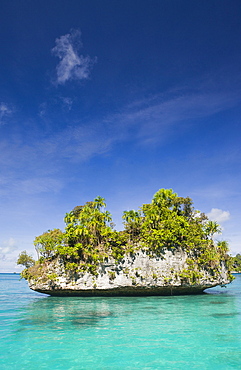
left=19, top=189, right=233, bottom=281
left=17, top=251, right=35, bottom=268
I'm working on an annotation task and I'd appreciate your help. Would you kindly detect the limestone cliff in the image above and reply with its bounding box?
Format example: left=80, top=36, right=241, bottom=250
left=26, top=248, right=231, bottom=296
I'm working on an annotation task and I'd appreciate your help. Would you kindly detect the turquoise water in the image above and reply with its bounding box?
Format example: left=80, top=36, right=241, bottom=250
left=0, top=274, right=241, bottom=369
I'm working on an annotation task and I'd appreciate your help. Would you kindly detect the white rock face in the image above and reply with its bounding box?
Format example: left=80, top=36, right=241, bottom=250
left=28, top=248, right=231, bottom=296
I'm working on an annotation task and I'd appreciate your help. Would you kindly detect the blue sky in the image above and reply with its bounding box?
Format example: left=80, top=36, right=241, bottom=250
left=1, top=0, right=241, bottom=272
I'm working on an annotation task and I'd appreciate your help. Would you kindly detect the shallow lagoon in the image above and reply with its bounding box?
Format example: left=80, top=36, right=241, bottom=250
left=0, top=273, right=241, bottom=369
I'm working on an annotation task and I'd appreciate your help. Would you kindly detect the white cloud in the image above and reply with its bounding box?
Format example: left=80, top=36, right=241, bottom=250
left=0, top=237, right=17, bottom=254
left=207, top=208, right=230, bottom=223
left=0, top=102, right=12, bottom=125
left=0, top=238, right=35, bottom=272
left=52, top=29, right=96, bottom=85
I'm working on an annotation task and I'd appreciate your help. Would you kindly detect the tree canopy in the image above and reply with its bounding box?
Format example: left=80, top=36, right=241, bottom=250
left=17, top=251, right=35, bottom=268
left=19, top=189, right=232, bottom=279
left=230, top=253, right=241, bottom=272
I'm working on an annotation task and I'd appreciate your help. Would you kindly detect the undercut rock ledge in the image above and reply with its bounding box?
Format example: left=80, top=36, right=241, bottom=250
left=28, top=249, right=231, bottom=296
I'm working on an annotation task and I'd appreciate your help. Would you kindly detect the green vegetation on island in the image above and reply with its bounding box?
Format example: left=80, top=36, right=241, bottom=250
left=18, top=189, right=234, bottom=284
left=17, top=250, right=35, bottom=269
left=230, top=254, right=241, bottom=272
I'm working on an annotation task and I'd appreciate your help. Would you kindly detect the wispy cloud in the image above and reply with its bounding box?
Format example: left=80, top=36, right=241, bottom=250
left=52, top=29, right=97, bottom=85
left=0, top=237, right=17, bottom=254
left=20, top=177, right=64, bottom=195
left=1, top=83, right=240, bottom=190
left=38, top=102, right=47, bottom=118
left=0, top=102, right=12, bottom=125
left=1, top=82, right=240, bottom=263
left=0, top=237, right=35, bottom=272
left=0, top=238, right=18, bottom=263
left=109, top=88, right=241, bottom=145
left=61, top=97, right=73, bottom=111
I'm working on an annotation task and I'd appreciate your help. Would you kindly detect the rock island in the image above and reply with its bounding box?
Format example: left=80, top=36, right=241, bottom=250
left=21, top=189, right=233, bottom=296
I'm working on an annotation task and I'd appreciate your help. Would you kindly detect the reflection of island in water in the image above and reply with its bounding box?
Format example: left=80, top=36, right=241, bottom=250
left=15, top=297, right=117, bottom=331
left=14, top=276, right=241, bottom=336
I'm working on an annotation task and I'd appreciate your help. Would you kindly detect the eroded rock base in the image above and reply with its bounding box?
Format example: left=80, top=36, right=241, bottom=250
left=35, top=285, right=214, bottom=297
